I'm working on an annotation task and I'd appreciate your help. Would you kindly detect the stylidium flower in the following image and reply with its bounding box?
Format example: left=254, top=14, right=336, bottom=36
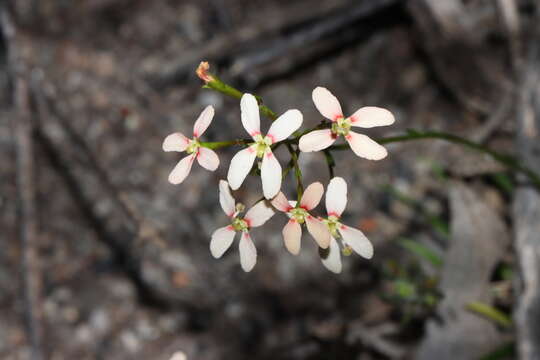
left=271, top=182, right=331, bottom=255
left=299, top=87, right=394, bottom=160
left=163, top=105, right=219, bottom=184
left=210, top=180, right=275, bottom=272
left=227, top=93, right=303, bottom=199
left=318, top=177, right=373, bottom=274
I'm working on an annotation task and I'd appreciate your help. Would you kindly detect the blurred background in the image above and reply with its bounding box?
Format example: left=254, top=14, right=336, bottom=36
left=3, top=0, right=540, bottom=359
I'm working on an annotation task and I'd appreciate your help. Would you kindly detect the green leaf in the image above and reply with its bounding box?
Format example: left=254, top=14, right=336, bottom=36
left=398, top=238, right=443, bottom=268
left=466, top=301, right=512, bottom=328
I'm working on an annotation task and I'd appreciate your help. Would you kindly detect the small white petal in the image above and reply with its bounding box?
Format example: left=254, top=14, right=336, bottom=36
left=271, top=192, right=292, bottom=212
left=298, top=129, right=336, bottom=152
left=239, top=231, right=257, bottom=272
left=168, top=154, right=195, bottom=184
left=312, top=87, right=343, bottom=121
left=350, top=106, right=395, bottom=128
left=169, top=351, right=187, bottom=360
left=282, top=219, right=302, bottom=255
left=299, top=182, right=324, bottom=211
left=227, top=145, right=257, bottom=190
left=267, top=109, right=303, bottom=143
left=326, top=177, right=347, bottom=217
left=261, top=149, right=282, bottom=199
left=244, top=200, right=275, bottom=228
left=241, top=93, right=261, bottom=138
left=219, top=180, right=236, bottom=217
left=305, top=215, right=330, bottom=249
left=163, top=132, right=189, bottom=152
left=210, top=226, right=236, bottom=258
left=193, top=105, right=214, bottom=137
left=320, top=237, right=342, bottom=274
left=345, top=131, right=387, bottom=160
left=339, top=225, right=373, bottom=259
left=197, top=147, right=219, bottom=171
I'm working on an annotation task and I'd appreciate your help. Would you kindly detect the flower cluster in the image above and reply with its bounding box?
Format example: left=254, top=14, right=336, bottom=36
left=164, top=82, right=394, bottom=273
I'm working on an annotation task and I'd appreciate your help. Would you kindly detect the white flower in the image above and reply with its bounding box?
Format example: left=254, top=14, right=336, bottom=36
left=299, top=87, right=394, bottom=160
left=271, top=182, right=331, bottom=255
left=210, top=180, right=275, bottom=272
left=227, top=93, right=303, bottom=199
left=169, top=352, right=187, bottom=360
left=318, top=177, right=373, bottom=274
left=163, top=105, right=219, bottom=184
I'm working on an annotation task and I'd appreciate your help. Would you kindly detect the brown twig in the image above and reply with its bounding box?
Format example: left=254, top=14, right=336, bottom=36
left=1, top=4, right=45, bottom=359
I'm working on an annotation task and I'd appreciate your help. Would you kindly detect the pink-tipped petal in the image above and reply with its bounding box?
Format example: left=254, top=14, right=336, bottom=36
left=168, top=154, right=195, bottom=184
left=283, top=219, right=302, bottom=255
left=326, top=177, right=347, bottom=217
left=298, top=129, right=336, bottom=152
left=240, top=93, right=261, bottom=138
left=244, top=200, right=275, bottom=228
left=239, top=231, right=257, bottom=272
left=210, top=226, right=236, bottom=258
left=193, top=105, right=215, bottom=137
left=267, top=109, right=303, bottom=143
left=227, top=145, right=257, bottom=190
left=300, top=182, right=324, bottom=211
left=345, top=131, right=388, bottom=160
left=163, top=132, right=190, bottom=152
left=312, top=87, right=343, bottom=121
left=350, top=106, right=395, bottom=128
left=320, top=237, right=342, bottom=274
left=339, top=225, right=373, bottom=259
left=261, top=149, right=282, bottom=199
left=219, top=180, right=236, bottom=217
left=271, top=192, right=292, bottom=212
left=305, top=215, right=330, bottom=249
left=197, top=147, right=219, bottom=171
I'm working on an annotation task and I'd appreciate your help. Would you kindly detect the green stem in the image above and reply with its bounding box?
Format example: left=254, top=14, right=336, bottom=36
left=287, top=143, right=304, bottom=199
left=200, top=64, right=540, bottom=191
left=331, top=129, right=540, bottom=190
left=323, top=149, right=335, bottom=178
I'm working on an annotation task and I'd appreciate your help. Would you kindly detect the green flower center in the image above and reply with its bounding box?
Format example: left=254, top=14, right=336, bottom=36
left=331, top=117, right=352, bottom=136
left=186, top=138, right=201, bottom=154
left=253, top=134, right=273, bottom=158
left=323, top=215, right=341, bottom=238
left=231, top=217, right=249, bottom=232
left=289, top=207, right=309, bottom=224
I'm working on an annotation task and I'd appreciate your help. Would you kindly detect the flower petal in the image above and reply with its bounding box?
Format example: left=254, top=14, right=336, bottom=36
left=210, top=226, right=236, bottom=258
left=320, top=237, right=342, bottom=274
left=350, top=106, right=395, bottom=128
left=244, top=200, right=275, bottom=228
left=283, top=219, right=302, bottom=255
left=241, top=93, right=261, bottom=138
left=219, top=180, right=236, bottom=217
left=239, top=231, right=257, bottom=272
left=305, top=215, right=330, bottom=248
left=312, top=87, right=343, bottom=121
left=261, top=149, right=282, bottom=199
left=193, top=105, right=214, bottom=137
left=271, top=192, right=292, bottom=212
left=300, top=182, right=324, bottom=211
left=298, top=129, right=336, bottom=152
left=326, top=177, right=347, bottom=217
left=339, top=225, right=373, bottom=259
left=168, top=154, right=195, bottom=184
left=196, top=147, right=219, bottom=171
left=162, top=132, right=189, bottom=152
left=227, top=145, right=257, bottom=190
left=267, top=109, right=303, bottom=143
left=345, top=131, right=387, bottom=160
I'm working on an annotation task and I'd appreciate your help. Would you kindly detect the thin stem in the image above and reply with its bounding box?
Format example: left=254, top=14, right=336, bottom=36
left=323, top=149, right=335, bottom=178
left=287, top=143, right=304, bottom=199
left=330, top=129, right=540, bottom=189
left=200, top=138, right=251, bottom=150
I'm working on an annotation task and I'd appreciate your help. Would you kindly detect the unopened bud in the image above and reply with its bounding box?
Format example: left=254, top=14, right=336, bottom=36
left=196, top=61, right=214, bottom=83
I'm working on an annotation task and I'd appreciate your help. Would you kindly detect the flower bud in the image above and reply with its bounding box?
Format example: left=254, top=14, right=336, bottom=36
left=196, top=61, right=214, bottom=83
